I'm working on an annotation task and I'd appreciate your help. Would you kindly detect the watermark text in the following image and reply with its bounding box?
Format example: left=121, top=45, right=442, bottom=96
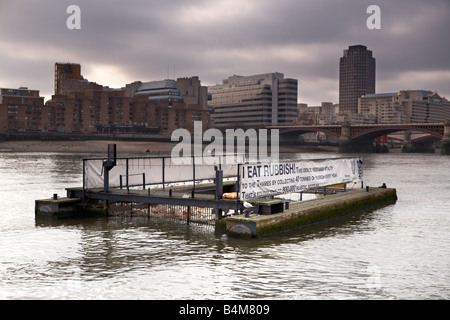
left=171, top=121, right=279, bottom=165
left=66, top=5, right=81, bottom=30
left=367, top=5, right=381, bottom=30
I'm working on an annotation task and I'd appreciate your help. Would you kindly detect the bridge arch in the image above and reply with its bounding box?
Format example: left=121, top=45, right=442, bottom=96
left=350, top=125, right=443, bottom=141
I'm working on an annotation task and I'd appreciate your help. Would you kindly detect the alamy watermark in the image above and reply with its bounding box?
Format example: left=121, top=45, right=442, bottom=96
left=66, top=5, right=81, bottom=30
left=170, top=121, right=279, bottom=165
left=367, top=5, right=381, bottom=30
left=67, top=5, right=380, bottom=31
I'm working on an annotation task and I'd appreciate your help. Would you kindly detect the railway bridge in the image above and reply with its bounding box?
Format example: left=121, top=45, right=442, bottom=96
left=268, top=120, right=450, bottom=154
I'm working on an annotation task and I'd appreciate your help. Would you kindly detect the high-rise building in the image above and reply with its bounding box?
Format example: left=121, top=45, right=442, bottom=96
left=209, top=73, right=298, bottom=128
left=339, top=45, right=375, bottom=114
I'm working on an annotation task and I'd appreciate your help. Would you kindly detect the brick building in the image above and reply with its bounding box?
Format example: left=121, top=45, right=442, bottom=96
left=131, top=92, right=209, bottom=134
left=1, top=63, right=210, bottom=134
left=0, top=88, right=45, bottom=132
left=45, top=82, right=134, bottom=133
left=54, top=62, right=88, bottom=95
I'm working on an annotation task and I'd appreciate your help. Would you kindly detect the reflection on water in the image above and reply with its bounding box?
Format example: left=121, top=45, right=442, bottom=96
left=0, top=151, right=449, bottom=299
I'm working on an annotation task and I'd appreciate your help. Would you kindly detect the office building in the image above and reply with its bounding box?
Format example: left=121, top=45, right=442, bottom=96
left=339, top=45, right=376, bottom=115
left=125, top=76, right=208, bottom=109
left=175, top=76, right=209, bottom=109
left=124, top=76, right=210, bottom=133
left=358, top=92, right=406, bottom=124
left=401, top=90, right=450, bottom=123
left=209, top=73, right=298, bottom=128
left=133, top=79, right=184, bottom=103
left=358, top=89, right=450, bottom=124
left=296, top=102, right=336, bottom=125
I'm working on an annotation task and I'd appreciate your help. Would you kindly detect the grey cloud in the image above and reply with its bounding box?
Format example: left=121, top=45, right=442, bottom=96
left=0, top=0, right=449, bottom=104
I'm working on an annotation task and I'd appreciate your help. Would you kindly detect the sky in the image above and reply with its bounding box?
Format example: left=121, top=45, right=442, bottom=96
left=0, top=0, right=449, bottom=105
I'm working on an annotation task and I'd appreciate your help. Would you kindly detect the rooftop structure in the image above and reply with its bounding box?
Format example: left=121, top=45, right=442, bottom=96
left=134, top=79, right=183, bottom=103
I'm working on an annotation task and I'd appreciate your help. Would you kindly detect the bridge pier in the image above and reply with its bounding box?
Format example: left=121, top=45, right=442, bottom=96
left=401, top=130, right=413, bottom=153
left=374, top=141, right=389, bottom=153
left=279, top=133, right=301, bottom=145
left=442, top=120, right=450, bottom=155
left=339, top=123, right=375, bottom=153
left=338, top=122, right=351, bottom=153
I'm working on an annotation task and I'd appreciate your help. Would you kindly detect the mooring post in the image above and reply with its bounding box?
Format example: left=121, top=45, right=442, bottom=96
left=235, top=164, right=241, bottom=215
left=104, top=167, right=110, bottom=193
left=103, top=144, right=117, bottom=193
left=192, top=155, right=196, bottom=193
left=126, top=158, right=129, bottom=194
left=142, top=173, right=146, bottom=190
left=215, top=168, right=223, bottom=200
left=215, top=167, right=223, bottom=219
left=162, top=157, right=166, bottom=191
left=82, top=159, right=86, bottom=204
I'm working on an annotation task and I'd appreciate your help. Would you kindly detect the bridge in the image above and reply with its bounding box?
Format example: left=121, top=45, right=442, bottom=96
left=268, top=120, right=450, bottom=155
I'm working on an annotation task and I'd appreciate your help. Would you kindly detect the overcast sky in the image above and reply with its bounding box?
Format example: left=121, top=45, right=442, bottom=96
left=1, top=0, right=449, bottom=105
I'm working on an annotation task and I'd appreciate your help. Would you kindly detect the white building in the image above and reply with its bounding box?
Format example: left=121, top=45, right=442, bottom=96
left=209, top=73, right=298, bottom=128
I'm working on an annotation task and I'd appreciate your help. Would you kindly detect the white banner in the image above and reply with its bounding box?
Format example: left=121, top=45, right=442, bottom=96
left=84, top=156, right=243, bottom=189
left=239, top=158, right=363, bottom=200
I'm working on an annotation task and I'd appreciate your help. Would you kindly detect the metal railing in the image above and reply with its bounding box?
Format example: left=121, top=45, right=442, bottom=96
left=82, top=154, right=243, bottom=205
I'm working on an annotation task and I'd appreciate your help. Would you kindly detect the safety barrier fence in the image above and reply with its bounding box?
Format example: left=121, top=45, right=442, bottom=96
left=81, top=155, right=244, bottom=225
left=83, top=155, right=244, bottom=192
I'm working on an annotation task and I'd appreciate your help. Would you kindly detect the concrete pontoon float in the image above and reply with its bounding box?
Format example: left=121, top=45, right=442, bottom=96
left=35, top=144, right=397, bottom=237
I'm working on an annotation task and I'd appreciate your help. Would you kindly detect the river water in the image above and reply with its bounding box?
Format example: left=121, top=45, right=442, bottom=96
left=0, top=150, right=449, bottom=300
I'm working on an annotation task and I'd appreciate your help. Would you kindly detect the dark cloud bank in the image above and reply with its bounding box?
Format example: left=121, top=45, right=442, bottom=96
left=0, top=0, right=449, bottom=104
